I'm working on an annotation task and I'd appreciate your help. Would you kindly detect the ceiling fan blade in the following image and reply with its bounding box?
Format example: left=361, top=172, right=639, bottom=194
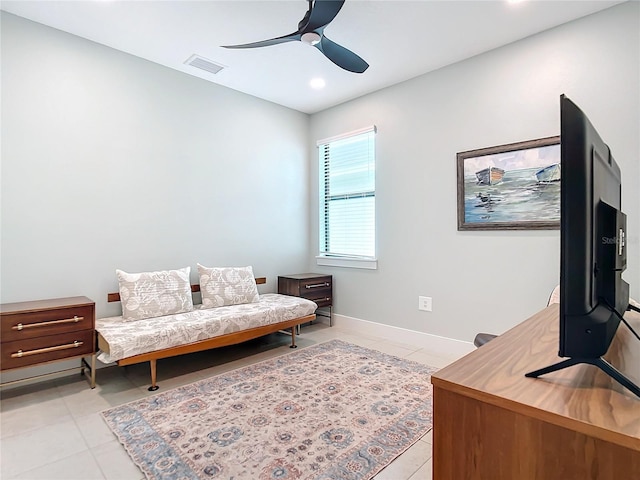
left=315, top=35, right=369, bottom=73
left=222, top=32, right=301, bottom=49
left=304, top=0, right=346, bottom=32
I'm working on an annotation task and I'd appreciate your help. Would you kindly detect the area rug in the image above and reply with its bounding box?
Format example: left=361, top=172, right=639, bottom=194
left=101, top=339, right=437, bottom=480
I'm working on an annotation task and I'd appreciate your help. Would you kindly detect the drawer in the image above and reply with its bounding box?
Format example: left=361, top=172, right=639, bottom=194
left=305, top=291, right=332, bottom=307
left=299, top=277, right=332, bottom=307
left=1, top=329, right=95, bottom=371
left=298, top=276, right=332, bottom=294
left=1, top=304, right=94, bottom=342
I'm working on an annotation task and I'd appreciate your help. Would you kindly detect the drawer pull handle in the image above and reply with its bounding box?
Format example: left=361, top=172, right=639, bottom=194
left=11, top=341, right=84, bottom=358
left=13, top=316, right=84, bottom=331
left=305, top=283, right=330, bottom=289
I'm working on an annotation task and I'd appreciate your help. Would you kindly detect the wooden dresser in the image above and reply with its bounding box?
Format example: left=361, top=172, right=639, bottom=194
left=278, top=273, right=333, bottom=326
left=431, top=305, right=640, bottom=479
left=0, top=296, right=96, bottom=388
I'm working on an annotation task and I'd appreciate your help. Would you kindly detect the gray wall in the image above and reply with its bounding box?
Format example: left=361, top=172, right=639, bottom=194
left=2, top=2, right=638, bottom=358
left=1, top=12, right=311, bottom=320
left=309, top=2, right=639, bottom=341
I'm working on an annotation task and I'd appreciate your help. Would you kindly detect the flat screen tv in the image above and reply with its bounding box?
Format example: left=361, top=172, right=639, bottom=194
left=526, top=95, right=639, bottom=398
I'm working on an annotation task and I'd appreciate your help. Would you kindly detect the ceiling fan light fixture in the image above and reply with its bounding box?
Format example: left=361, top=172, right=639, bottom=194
left=301, top=32, right=321, bottom=46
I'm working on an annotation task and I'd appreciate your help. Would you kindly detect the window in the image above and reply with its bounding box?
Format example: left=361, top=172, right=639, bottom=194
left=317, top=126, right=376, bottom=269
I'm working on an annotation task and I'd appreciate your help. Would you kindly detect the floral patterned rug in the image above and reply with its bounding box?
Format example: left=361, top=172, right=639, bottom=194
left=101, top=339, right=437, bottom=480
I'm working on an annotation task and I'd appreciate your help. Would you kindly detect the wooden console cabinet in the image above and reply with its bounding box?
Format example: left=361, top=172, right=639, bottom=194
left=278, top=273, right=333, bottom=325
left=0, top=296, right=96, bottom=388
left=431, top=305, right=640, bottom=479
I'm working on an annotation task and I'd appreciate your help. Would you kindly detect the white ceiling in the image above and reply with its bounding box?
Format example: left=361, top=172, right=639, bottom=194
left=1, top=0, right=624, bottom=114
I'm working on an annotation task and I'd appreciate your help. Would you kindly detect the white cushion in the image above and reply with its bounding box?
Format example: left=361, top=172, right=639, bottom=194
left=116, top=267, right=194, bottom=321
left=197, top=265, right=259, bottom=308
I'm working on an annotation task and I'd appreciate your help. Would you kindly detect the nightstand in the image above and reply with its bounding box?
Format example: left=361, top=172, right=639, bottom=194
left=278, top=273, right=333, bottom=326
left=0, top=296, right=96, bottom=388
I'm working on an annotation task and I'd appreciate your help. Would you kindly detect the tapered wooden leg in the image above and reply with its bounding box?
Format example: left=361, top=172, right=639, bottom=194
left=148, top=359, right=159, bottom=391
left=290, top=326, right=297, bottom=348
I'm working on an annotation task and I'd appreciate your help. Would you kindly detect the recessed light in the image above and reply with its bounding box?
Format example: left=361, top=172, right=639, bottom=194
left=310, top=78, right=326, bottom=89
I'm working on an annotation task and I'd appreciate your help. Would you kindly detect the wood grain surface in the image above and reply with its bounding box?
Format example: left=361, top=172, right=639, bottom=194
left=431, top=305, right=640, bottom=479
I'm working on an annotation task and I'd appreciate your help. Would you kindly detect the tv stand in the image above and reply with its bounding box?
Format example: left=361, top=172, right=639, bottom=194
left=431, top=305, right=640, bottom=479
left=525, top=356, right=640, bottom=398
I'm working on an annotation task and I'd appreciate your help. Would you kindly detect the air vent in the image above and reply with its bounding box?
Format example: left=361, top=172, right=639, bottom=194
left=184, top=54, right=225, bottom=74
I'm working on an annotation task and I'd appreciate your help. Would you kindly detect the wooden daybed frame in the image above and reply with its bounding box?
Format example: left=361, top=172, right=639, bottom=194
left=102, top=277, right=315, bottom=390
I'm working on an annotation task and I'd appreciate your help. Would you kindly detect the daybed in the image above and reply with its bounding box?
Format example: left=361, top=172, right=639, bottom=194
left=96, top=274, right=317, bottom=390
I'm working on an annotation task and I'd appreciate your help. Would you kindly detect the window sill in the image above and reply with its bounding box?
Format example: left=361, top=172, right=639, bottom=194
left=316, top=255, right=378, bottom=270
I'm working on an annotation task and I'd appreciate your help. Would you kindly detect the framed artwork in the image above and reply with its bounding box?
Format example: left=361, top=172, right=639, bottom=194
left=457, top=136, right=561, bottom=231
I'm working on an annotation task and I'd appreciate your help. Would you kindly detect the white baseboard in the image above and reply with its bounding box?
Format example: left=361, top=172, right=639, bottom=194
left=332, top=313, right=475, bottom=358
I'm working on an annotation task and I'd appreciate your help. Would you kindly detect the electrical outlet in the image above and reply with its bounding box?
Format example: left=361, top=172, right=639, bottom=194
left=418, top=296, right=432, bottom=312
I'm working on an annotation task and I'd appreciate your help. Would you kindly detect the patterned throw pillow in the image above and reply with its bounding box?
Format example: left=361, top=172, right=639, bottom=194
left=197, top=265, right=259, bottom=308
left=116, top=267, right=194, bottom=321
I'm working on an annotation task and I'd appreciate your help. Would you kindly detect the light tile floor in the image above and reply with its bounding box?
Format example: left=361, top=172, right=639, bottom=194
left=0, top=322, right=465, bottom=480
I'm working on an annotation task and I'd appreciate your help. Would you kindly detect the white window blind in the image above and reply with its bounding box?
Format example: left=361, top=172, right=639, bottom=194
left=318, top=126, right=376, bottom=260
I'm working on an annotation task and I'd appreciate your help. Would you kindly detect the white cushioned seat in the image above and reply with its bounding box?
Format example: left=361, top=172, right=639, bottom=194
left=96, top=294, right=317, bottom=364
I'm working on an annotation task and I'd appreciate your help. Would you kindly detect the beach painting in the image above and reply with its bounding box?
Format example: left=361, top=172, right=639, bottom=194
left=457, top=136, right=561, bottom=230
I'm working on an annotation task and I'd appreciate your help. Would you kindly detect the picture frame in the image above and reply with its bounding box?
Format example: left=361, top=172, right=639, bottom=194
left=457, top=136, right=561, bottom=231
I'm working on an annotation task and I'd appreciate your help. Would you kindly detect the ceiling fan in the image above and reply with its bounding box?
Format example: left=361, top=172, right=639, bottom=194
left=221, top=0, right=369, bottom=74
